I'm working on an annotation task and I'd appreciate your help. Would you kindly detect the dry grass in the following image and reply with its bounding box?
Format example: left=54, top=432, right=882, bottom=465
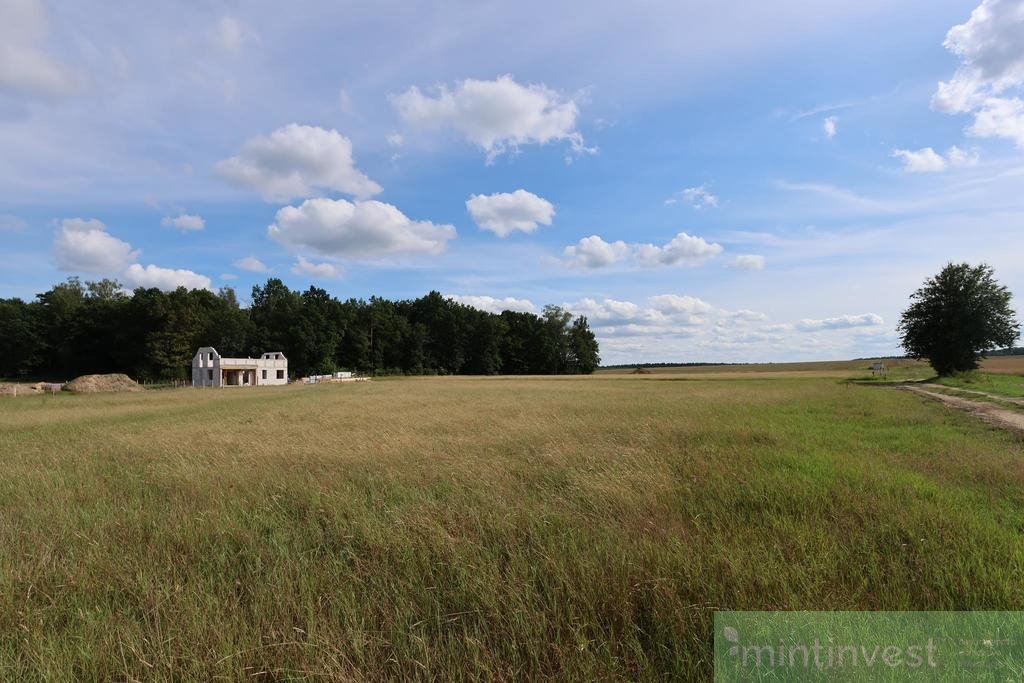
left=2, top=375, right=1024, bottom=679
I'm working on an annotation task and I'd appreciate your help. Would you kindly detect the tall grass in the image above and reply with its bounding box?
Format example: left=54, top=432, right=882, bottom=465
left=2, top=375, right=1023, bottom=679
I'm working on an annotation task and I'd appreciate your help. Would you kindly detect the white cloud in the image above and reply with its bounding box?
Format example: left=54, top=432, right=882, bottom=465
left=648, top=294, right=714, bottom=316
left=723, top=309, right=768, bottom=322
left=123, top=264, right=212, bottom=291
left=386, top=132, right=403, bottom=147
left=933, top=0, right=1024, bottom=147
left=268, top=198, right=456, bottom=259
left=967, top=96, right=1024, bottom=145
left=823, top=116, right=838, bottom=139
left=563, top=232, right=722, bottom=269
left=446, top=295, right=537, bottom=313
left=220, top=273, right=238, bottom=281
left=216, top=124, right=382, bottom=201
left=233, top=256, right=269, bottom=273
left=667, top=185, right=719, bottom=208
left=465, top=189, right=555, bottom=237
left=891, top=147, right=948, bottom=172
left=795, top=313, right=884, bottom=331
left=0, top=0, right=74, bottom=98
left=567, top=294, right=717, bottom=332
left=633, top=232, right=723, bottom=267
left=727, top=254, right=766, bottom=270
left=891, top=145, right=980, bottom=172
left=161, top=213, right=205, bottom=231
left=562, top=235, right=631, bottom=269
left=391, top=75, right=591, bottom=162
left=53, top=218, right=139, bottom=273
left=568, top=298, right=671, bottom=328
left=291, top=256, right=340, bottom=278
left=945, top=144, right=981, bottom=166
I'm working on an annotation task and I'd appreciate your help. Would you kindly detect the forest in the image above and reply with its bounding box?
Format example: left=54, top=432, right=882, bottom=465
left=0, top=278, right=600, bottom=381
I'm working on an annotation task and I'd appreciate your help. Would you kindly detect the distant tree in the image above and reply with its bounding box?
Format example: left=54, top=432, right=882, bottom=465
left=0, top=298, right=43, bottom=378
left=85, top=278, right=125, bottom=300
left=567, top=316, right=600, bottom=374
left=541, top=305, right=573, bottom=373
left=898, top=263, right=1020, bottom=375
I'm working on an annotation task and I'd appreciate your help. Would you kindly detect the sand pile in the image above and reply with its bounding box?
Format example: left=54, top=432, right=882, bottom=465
left=63, top=374, right=142, bottom=393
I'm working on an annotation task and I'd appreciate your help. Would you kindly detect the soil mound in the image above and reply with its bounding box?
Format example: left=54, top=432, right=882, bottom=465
left=64, top=374, right=142, bottom=394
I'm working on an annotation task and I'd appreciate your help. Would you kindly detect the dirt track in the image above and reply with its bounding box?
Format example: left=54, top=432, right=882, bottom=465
left=902, top=384, right=1024, bottom=436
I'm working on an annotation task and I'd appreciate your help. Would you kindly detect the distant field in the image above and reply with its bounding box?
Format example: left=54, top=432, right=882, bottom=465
left=598, top=355, right=1024, bottom=379
left=3, top=373, right=1024, bottom=678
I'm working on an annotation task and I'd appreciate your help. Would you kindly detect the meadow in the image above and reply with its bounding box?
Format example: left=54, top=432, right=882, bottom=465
left=3, top=368, right=1024, bottom=679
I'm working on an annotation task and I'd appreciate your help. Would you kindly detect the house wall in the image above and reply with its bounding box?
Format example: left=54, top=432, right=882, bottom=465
left=191, top=347, right=288, bottom=387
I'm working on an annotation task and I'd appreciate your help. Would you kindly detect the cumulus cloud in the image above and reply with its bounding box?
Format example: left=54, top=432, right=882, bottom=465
left=466, top=189, right=555, bottom=237
left=666, top=185, right=718, bottom=208
left=633, top=232, right=723, bottom=267
left=823, top=116, right=838, bottom=139
left=233, top=256, right=269, bottom=273
left=53, top=218, right=139, bottom=273
left=647, top=294, right=714, bottom=316
left=123, top=264, right=212, bottom=291
left=161, top=213, right=205, bottom=231
left=727, top=254, right=766, bottom=270
left=795, top=313, right=884, bottom=331
left=391, top=75, right=592, bottom=162
left=0, top=0, right=74, bottom=98
left=566, top=294, right=717, bottom=333
left=563, top=232, right=722, bottom=269
left=216, top=124, right=382, bottom=201
left=268, top=198, right=456, bottom=259
left=291, top=256, right=340, bottom=278
left=723, top=309, right=768, bottom=321
left=220, top=273, right=238, bottom=281
left=892, top=145, right=979, bottom=172
left=562, top=235, right=632, bottom=269
left=932, top=0, right=1024, bottom=147
left=446, top=294, right=537, bottom=313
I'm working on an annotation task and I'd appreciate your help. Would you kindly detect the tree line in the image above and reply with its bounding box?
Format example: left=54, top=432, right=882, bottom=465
left=0, top=278, right=600, bottom=381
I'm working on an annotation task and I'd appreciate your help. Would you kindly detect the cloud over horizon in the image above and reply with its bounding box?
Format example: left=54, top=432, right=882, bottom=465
left=216, top=124, right=382, bottom=201
left=466, top=189, right=555, bottom=237
left=268, top=198, right=456, bottom=259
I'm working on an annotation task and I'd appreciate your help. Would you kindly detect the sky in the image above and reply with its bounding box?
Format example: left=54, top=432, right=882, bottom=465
left=1, top=0, right=1023, bottom=364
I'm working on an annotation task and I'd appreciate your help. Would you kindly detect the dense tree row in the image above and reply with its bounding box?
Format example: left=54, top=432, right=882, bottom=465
left=0, top=278, right=600, bottom=381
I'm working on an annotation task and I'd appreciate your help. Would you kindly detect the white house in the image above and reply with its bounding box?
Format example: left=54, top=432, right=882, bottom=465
left=191, top=347, right=288, bottom=387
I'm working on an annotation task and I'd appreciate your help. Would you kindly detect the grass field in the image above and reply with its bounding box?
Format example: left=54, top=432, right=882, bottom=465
left=3, top=373, right=1024, bottom=679
left=935, top=371, right=1024, bottom=399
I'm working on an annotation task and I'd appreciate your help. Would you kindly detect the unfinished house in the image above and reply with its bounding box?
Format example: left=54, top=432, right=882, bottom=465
left=191, top=347, right=288, bottom=387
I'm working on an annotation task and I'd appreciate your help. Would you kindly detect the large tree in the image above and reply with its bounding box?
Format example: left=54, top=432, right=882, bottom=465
left=898, top=263, right=1019, bottom=375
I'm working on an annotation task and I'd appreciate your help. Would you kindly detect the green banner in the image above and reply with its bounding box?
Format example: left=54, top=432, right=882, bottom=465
left=714, top=611, right=1024, bottom=681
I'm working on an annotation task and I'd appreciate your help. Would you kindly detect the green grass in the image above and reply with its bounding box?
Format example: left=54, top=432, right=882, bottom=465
left=2, top=375, right=1024, bottom=679
left=934, top=371, right=1024, bottom=399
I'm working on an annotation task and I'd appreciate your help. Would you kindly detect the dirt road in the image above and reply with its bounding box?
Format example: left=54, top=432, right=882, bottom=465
left=902, top=384, right=1024, bottom=436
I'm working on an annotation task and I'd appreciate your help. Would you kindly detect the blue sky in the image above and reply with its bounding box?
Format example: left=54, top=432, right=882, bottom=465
left=2, top=0, right=1023, bottom=363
